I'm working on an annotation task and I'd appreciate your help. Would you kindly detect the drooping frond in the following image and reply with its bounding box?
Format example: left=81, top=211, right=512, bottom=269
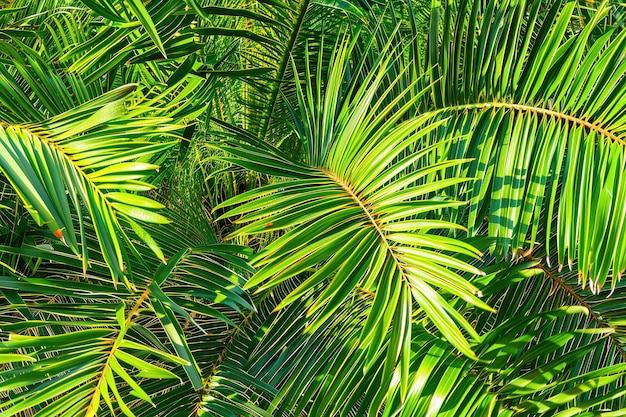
left=0, top=85, right=180, bottom=283
left=193, top=255, right=626, bottom=416
left=0, top=3, right=215, bottom=282
left=3, top=0, right=626, bottom=416
left=422, top=0, right=626, bottom=293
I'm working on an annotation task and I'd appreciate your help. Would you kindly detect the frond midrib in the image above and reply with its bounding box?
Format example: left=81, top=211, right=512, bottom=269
left=259, top=0, right=310, bottom=140
left=84, top=289, right=150, bottom=417
left=444, top=101, right=625, bottom=145
left=321, top=168, right=407, bottom=289
left=539, top=262, right=626, bottom=362
left=198, top=308, right=257, bottom=411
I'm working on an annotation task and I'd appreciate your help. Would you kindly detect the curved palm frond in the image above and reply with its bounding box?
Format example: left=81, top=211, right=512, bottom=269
left=0, top=84, right=181, bottom=284
left=423, top=0, right=626, bottom=293
left=191, top=254, right=626, bottom=416
left=0, top=1, right=215, bottom=283
left=214, top=32, right=492, bottom=374
left=3, top=0, right=626, bottom=416
left=0, top=213, right=254, bottom=416
left=198, top=287, right=375, bottom=417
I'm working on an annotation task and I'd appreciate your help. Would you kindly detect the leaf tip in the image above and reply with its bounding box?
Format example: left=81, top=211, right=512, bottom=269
left=53, top=229, right=67, bottom=245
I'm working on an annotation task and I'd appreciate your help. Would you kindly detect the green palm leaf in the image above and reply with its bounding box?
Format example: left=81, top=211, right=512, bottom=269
left=425, top=0, right=626, bottom=293
left=3, top=1, right=626, bottom=416
left=0, top=223, right=254, bottom=416
left=215, top=33, right=491, bottom=372
left=0, top=85, right=179, bottom=284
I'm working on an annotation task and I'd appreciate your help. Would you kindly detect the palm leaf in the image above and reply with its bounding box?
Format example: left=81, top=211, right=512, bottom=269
left=424, top=0, right=626, bottom=292
left=214, top=32, right=491, bottom=382
left=0, top=185, right=254, bottom=416
left=0, top=85, right=179, bottom=283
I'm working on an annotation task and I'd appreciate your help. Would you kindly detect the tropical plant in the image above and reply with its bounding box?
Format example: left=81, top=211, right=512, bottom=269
left=0, top=0, right=626, bottom=416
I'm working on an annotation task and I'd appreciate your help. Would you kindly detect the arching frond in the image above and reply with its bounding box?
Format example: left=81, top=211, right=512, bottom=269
left=424, top=0, right=626, bottom=293
left=215, top=33, right=492, bottom=381
left=0, top=203, right=253, bottom=416
left=3, top=1, right=626, bottom=416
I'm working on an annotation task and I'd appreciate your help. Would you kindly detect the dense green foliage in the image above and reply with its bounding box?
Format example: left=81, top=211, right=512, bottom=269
left=0, top=0, right=625, bottom=416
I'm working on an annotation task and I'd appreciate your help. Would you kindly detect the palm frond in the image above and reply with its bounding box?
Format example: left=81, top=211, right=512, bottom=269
left=0, top=84, right=180, bottom=283
left=422, top=0, right=626, bottom=293
left=214, top=32, right=491, bottom=382
left=3, top=1, right=626, bottom=416
left=0, top=6, right=214, bottom=282
left=0, top=196, right=254, bottom=416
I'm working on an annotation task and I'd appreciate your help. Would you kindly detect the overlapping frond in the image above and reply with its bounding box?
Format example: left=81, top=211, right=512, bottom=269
left=423, top=0, right=626, bottom=292
left=0, top=1, right=215, bottom=283
left=198, top=289, right=378, bottom=417
left=215, top=34, right=493, bottom=383
left=0, top=215, right=253, bottom=416
left=3, top=0, right=626, bottom=416
left=191, top=255, right=626, bottom=416
left=0, top=85, right=179, bottom=283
